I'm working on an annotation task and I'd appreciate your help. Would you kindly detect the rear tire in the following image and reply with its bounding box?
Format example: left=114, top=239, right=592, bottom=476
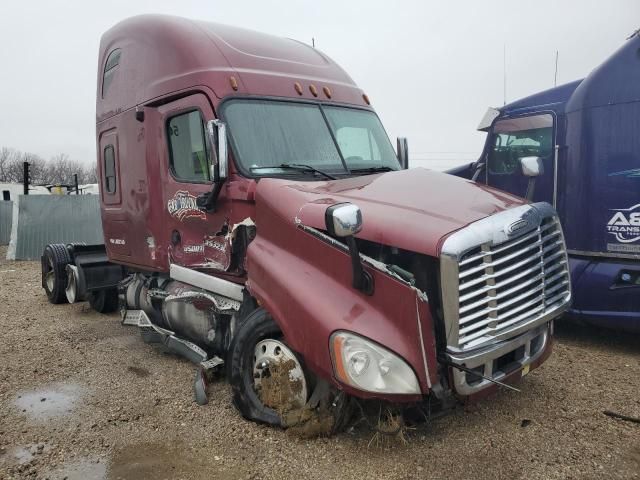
left=42, top=244, right=71, bottom=304
left=88, top=288, right=119, bottom=313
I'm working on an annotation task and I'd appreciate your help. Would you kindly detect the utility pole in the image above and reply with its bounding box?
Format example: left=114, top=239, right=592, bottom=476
left=503, top=44, right=507, bottom=106
left=74, top=173, right=79, bottom=195
left=23, top=161, right=30, bottom=195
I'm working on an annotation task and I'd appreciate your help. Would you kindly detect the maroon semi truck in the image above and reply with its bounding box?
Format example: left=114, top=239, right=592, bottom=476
left=41, top=15, right=572, bottom=429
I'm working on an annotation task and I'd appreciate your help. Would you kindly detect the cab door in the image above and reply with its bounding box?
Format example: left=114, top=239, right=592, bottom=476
left=485, top=113, right=556, bottom=205
left=158, top=93, right=231, bottom=270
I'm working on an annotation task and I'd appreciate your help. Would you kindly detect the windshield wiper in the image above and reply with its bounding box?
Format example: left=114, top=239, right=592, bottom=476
left=349, top=166, right=396, bottom=174
left=251, top=163, right=337, bottom=180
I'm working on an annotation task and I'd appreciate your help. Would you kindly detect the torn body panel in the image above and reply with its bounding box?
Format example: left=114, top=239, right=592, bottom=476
left=246, top=197, right=439, bottom=400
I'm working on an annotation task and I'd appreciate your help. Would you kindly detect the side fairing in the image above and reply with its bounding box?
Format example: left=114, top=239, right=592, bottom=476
left=562, top=101, right=640, bottom=257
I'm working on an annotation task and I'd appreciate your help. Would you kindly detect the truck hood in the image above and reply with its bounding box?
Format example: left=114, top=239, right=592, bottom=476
left=255, top=167, right=526, bottom=257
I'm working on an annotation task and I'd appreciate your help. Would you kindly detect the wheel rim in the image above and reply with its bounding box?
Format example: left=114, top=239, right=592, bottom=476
left=45, top=257, right=55, bottom=292
left=253, top=339, right=308, bottom=410
left=65, top=267, right=77, bottom=303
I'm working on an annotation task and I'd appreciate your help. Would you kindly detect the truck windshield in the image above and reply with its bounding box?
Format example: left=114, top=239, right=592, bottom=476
left=488, top=114, right=553, bottom=174
left=221, top=99, right=399, bottom=177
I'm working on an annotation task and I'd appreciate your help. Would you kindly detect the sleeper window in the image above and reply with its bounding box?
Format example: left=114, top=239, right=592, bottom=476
left=167, top=110, right=211, bottom=183
left=102, top=49, right=121, bottom=97
left=104, top=145, right=117, bottom=194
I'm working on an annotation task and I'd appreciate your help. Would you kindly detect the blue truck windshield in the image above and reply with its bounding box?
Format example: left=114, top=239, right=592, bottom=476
left=221, top=99, right=399, bottom=177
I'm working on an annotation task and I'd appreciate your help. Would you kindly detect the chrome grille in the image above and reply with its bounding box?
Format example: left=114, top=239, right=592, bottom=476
left=440, top=203, right=572, bottom=352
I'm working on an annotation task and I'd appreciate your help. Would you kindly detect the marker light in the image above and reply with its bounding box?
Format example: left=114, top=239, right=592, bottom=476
left=330, top=331, right=420, bottom=395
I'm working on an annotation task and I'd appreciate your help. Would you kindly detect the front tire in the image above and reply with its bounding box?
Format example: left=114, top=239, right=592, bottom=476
left=42, top=244, right=71, bottom=304
left=228, top=308, right=285, bottom=426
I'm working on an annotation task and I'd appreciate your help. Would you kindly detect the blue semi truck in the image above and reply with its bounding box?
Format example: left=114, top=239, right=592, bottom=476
left=451, top=31, right=640, bottom=332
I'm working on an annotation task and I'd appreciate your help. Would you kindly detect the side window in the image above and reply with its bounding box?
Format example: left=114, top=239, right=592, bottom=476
left=102, top=49, right=121, bottom=97
left=335, top=127, right=381, bottom=164
left=2, top=191, right=10, bottom=201
left=488, top=114, right=554, bottom=175
left=104, top=145, right=117, bottom=194
left=167, top=110, right=211, bottom=183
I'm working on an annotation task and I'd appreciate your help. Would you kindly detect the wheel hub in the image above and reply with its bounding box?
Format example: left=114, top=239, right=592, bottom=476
left=45, top=258, right=55, bottom=291
left=253, top=339, right=307, bottom=409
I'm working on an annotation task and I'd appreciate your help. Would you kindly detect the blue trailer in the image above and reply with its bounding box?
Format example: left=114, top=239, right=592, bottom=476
left=451, top=31, right=640, bottom=332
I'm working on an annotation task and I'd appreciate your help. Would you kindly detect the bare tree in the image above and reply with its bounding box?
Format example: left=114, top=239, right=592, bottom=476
left=46, top=153, right=97, bottom=185
left=83, top=163, right=98, bottom=183
left=0, top=150, right=46, bottom=183
left=0, top=146, right=96, bottom=186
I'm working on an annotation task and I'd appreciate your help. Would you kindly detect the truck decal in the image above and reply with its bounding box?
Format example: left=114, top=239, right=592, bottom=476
left=184, top=244, right=205, bottom=254
left=607, top=204, right=640, bottom=245
left=167, top=190, right=206, bottom=221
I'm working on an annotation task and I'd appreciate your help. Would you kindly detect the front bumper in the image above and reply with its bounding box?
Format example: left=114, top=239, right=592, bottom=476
left=447, top=321, right=551, bottom=396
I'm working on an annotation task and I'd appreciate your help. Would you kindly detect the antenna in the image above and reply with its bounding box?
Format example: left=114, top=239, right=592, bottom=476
left=312, top=37, right=315, bottom=48
left=554, top=50, right=559, bottom=87
left=503, top=44, right=507, bottom=106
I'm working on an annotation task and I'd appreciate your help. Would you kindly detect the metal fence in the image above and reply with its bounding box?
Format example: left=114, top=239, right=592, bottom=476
left=0, top=201, right=12, bottom=245
left=7, top=195, right=103, bottom=260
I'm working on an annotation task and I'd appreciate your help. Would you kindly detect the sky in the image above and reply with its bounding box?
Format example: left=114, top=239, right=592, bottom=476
left=0, top=0, right=638, bottom=170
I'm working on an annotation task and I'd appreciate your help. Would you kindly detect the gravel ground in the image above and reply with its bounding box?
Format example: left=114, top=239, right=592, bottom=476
left=0, top=246, right=638, bottom=480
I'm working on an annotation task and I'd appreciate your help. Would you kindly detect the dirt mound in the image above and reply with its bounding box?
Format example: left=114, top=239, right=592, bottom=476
left=256, top=358, right=336, bottom=438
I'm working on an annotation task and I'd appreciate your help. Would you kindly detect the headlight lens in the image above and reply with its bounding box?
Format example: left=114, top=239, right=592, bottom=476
left=330, top=331, right=421, bottom=395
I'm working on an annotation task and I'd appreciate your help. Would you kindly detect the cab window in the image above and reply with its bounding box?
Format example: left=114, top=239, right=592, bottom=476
left=167, top=110, right=211, bottom=183
left=488, top=114, right=553, bottom=174
left=103, top=145, right=117, bottom=194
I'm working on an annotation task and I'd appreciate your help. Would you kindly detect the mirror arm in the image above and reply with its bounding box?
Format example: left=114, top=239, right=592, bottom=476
left=525, top=178, right=536, bottom=202
left=198, top=179, right=226, bottom=213
left=471, top=161, right=485, bottom=181
left=345, top=236, right=374, bottom=295
left=396, top=137, right=409, bottom=170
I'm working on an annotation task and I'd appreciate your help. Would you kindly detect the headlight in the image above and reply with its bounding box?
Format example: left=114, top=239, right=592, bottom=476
left=330, top=331, right=421, bottom=395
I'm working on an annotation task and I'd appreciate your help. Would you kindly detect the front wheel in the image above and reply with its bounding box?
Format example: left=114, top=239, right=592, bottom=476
left=227, top=308, right=294, bottom=426
left=227, top=307, right=353, bottom=434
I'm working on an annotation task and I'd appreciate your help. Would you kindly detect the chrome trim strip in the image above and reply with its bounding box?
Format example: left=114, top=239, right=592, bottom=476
left=567, top=249, right=640, bottom=261
left=415, top=294, right=432, bottom=389
left=553, top=144, right=559, bottom=208
left=297, top=224, right=426, bottom=294
left=169, top=263, right=244, bottom=301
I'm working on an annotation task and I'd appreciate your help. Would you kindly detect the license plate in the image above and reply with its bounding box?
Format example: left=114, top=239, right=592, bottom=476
left=521, top=365, right=530, bottom=377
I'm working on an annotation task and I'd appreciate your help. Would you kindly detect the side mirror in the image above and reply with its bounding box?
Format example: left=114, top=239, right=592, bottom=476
left=198, top=120, right=229, bottom=212
left=325, top=203, right=363, bottom=238
left=520, top=156, right=543, bottom=177
left=397, top=137, right=409, bottom=170
left=520, top=157, right=544, bottom=201
left=207, top=119, right=228, bottom=181
left=325, top=203, right=373, bottom=295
